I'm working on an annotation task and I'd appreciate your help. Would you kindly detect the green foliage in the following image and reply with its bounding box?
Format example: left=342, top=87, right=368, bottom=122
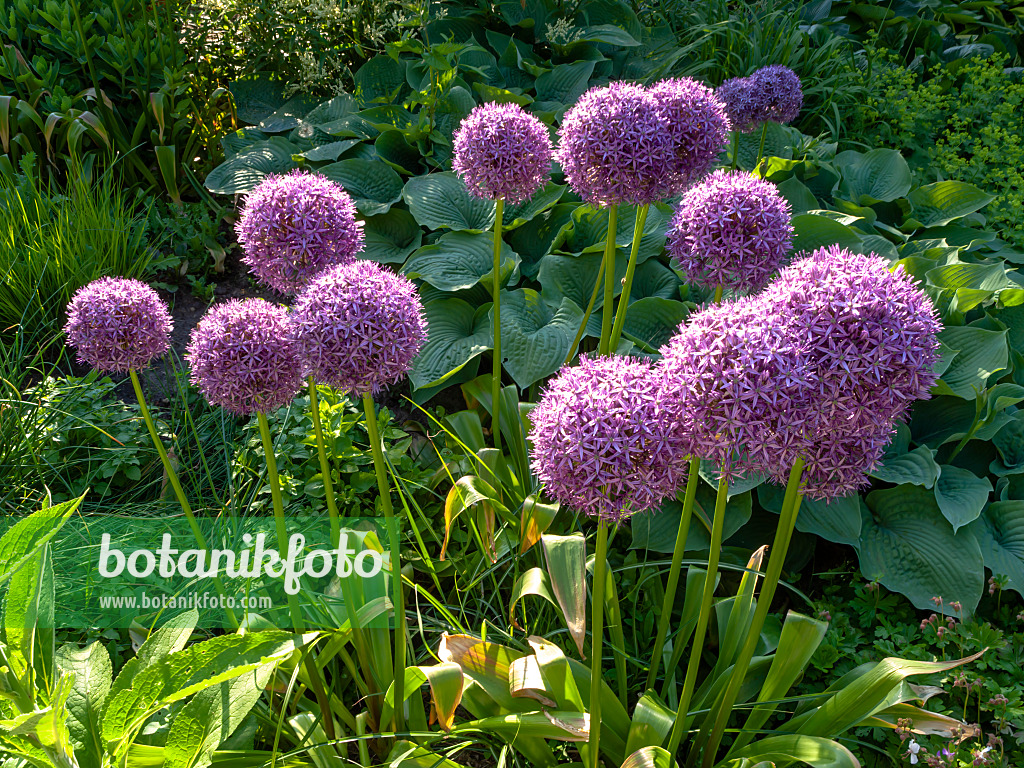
left=0, top=159, right=167, bottom=350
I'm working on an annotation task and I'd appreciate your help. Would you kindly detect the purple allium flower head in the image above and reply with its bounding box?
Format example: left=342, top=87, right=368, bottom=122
left=667, top=170, right=793, bottom=292
left=760, top=245, right=942, bottom=498
left=64, top=277, right=172, bottom=374
left=186, top=299, right=303, bottom=416
left=715, top=76, right=760, bottom=133
left=751, top=65, right=803, bottom=125
left=657, top=297, right=814, bottom=482
left=453, top=102, right=554, bottom=204
left=529, top=355, right=686, bottom=521
left=291, top=261, right=427, bottom=394
left=648, top=77, right=731, bottom=194
left=235, top=169, right=364, bottom=294
left=556, top=82, right=674, bottom=206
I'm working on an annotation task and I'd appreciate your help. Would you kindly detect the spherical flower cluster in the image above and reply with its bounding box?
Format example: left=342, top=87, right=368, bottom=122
left=657, top=297, right=813, bottom=482
left=235, top=170, right=364, bottom=294
left=290, top=261, right=427, bottom=394
left=716, top=66, right=803, bottom=133
left=752, top=65, right=803, bottom=125
left=760, top=245, right=942, bottom=498
left=453, top=102, right=554, bottom=204
left=556, top=82, right=673, bottom=207
left=529, top=355, right=686, bottom=521
left=648, top=77, right=731, bottom=194
left=667, top=170, right=793, bottom=292
left=64, top=277, right=172, bottom=373
left=186, top=299, right=303, bottom=416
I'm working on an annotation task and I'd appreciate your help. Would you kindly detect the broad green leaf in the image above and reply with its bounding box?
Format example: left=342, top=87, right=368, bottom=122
left=509, top=569, right=561, bottom=633
left=934, top=326, right=1008, bottom=399
left=869, top=445, right=939, bottom=487
left=229, top=74, right=287, bottom=125
left=968, top=501, right=1024, bottom=595
left=203, top=137, right=298, bottom=195
left=509, top=203, right=577, bottom=277
left=858, top=485, right=984, bottom=614
left=381, top=663, right=464, bottom=732
left=0, top=495, right=81, bottom=587
left=100, top=631, right=302, bottom=754
left=502, top=183, right=565, bottom=230
left=833, top=148, right=912, bottom=203
left=620, top=746, right=675, bottom=768
left=567, top=203, right=668, bottom=253
left=354, top=55, right=407, bottom=104
left=758, top=485, right=863, bottom=547
left=257, top=93, right=317, bottom=132
left=221, top=127, right=269, bottom=158
left=302, top=94, right=359, bottom=126
left=441, top=475, right=505, bottom=560
left=935, top=466, right=991, bottom=532
left=472, top=82, right=534, bottom=106
left=776, top=176, right=818, bottom=214
left=374, top=130, right=424, bottom=175
left=631, top=259, right=680, bottom=300
left=56, top=641, right=111, bottom=767
left=907, top=181, right=996, bottom=228
left=3, top=546, right=52, bottom=693
left=360, top=208, right=422, bottom=264
left=926, top=261, right=1011, bottom=292
left=295, top=139, right=360, bottom=162
left=576, top=24, right=641, bottom=46
left=991, top=411, right=1024, bottom=475
left=317, top=158, right=403, bottom=215
left=790, top=212, right=863, bottom=254
left=405, top=231, right=519, bottom=291
left=624, top=694, right=674, bottom=754
left=622, top=298, right=689, bottom=352
left=540, top=533, right=587, bottom=657
left=534, top=61, right=595, bottom=104
left=163, top=665, right=273, bottom=768
left=733, top=734, right=859, bottom=768
left=403, top=172, right=496, bottom=231
left=537, top=252, right=624, bottom=311
left=409, top=299, right=491, bottom=389
left=495, top=290, right=584, bottom=388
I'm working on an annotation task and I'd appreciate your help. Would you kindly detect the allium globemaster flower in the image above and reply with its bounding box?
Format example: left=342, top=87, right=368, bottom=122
left=657, top=297, right=813, bottom=482
left=186, top=299, right=303, bottom=415
left=716, top=66, right=803, bottom=133
left=290, top=261, right=427, bottom=395
left=453, top=102, right=554, bottom=204
left=556, top=82, right=674, bottom=206
left=715, top=76, right=760, bottom=134
left=235, top=170, right=365, bottom=294
left=667, top=170, right=793, bottom=292
left=648, top=77, right=731, bottom=195
left=760, top=245, right=942, bottom=498
left=529, top=355, right=686, bottom=521
left=64, top=277, right=172, bottom=373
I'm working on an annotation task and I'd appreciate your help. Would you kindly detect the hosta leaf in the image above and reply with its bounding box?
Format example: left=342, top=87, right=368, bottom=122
left=509, top=203, right=576, bottom=277
left=858, top=485, right=983, bottom=614
left=495, top=290, right=584, bottom=388
left=576, top=24, right=641, bottom=46
left=303, top=94, right=359, bottom=126
left=968, top=502, right=1024, bottom=595
left=906, top=181, right=996, bottom=228
left=317, top=158, right=403, bottom=215
left=991, top=411, right=1024, bottom=475
left=790, top=212, right=863, bottom=254
left=229, top=74, right=287, bottom=125
left=537, top=252, right=625, bottom=311
left=934, top=466, right=991, bottom=532
left=360, top=208, right=423, bottom=264
left=630, top=259, right=680, bottom=300
left=409, top=299, right=491, bottom=389
left=374, top=130, right=425, bottom=175
left=502, top=183, right=564, bottom=230
left=203, top=138, right=298, bottom=195
left=567, top=203, right=668, bottom=253
left=403, top=172, right=496, bottom=232
left=934, top=326, right=1008, bottom=399
left=758, top=485, right=863, bottom=547
left=869, top=446, right=939, bottom=487
left=833, top=148, right=912, bottom=203
left=258, top=94, right=318, bottom=133
left=296, top=139, right=360, bottom=162
left=404, top=231, right=520, bottom=291
left=534, top=61, right=595, bottom=105
left=354, top=55, right=408, bottom=105
left=221, top=127, right=268, bottom=158
left=622, top=297, right=689, bottom=352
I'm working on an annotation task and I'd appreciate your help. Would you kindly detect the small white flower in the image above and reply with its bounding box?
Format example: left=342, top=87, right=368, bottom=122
left=907, top=740, right=922, bottom=765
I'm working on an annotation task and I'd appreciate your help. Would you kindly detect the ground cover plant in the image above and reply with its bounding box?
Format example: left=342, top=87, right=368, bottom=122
left=1, top=1, right=1023, bottom=767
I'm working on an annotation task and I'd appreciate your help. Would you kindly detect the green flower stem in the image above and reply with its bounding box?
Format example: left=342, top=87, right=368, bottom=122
left=713, top=285, right=723, bottom=304
left=129, top=369, right=237, bottom=628
left=492, top=198, right=505, bottom=453
left=308, top=377, right=341, bottom=545
left=667, top=474, right=730, bottom=756
left=645, top=456, right=700, bottom=692
left=713, top=457, right=806, bottom=763
left=608, top=204, right=649, bottom=352
left=563, top=256, right=605, bottom=367
left=599, top=206, right=619, bottom=355
left=257, top=411, right=303, bottom=632
left=588, top=518, right=610, bottom=768
left=730, top=130, right=740, bottom=170
left=754, top=122, right=768, bottom=172
left=362, top=391, right=406, bottom=736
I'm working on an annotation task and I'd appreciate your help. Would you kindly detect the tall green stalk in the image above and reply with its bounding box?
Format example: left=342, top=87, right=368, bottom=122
left=599, top=206, right=619, bottom=355
left=645, top=457, right=700, bottom=691
left=588, top=518, right=610, bottom=768
left=491, top=199, right=505, bottom=453
left=307, top=377, right=341, bottom=545
left=129, top=369, right=237, bottom=628
left=256, top=412, right=303, bottom=632
left=362, top=392, right=406, bottom=735
left=608, top=204, right=649, bottom=352
left=730, top=131, right=740, bottom=170
left=706, top=458, right=806, bottom=764
left=754, top=123, right=768, bottom=171
left=563, top=256, right=605, bottom=367
left=667, top=475, right=729, bottom=755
